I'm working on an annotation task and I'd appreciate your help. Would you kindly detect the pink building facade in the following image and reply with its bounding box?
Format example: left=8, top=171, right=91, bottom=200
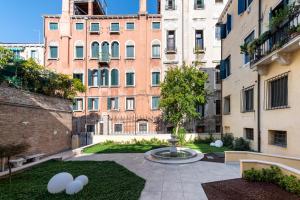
left=44, top=0, right=162, bottom=135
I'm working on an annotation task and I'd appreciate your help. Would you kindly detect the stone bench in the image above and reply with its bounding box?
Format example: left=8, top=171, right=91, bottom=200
left=24, top=154, right=45, bottom=163
left=9, top=158, right=26, bottom=168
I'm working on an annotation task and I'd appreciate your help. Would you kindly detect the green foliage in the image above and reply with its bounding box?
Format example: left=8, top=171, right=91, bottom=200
left=0, top=58, right=85, bottom=99
left=269, top=6, right=290, bottom=30
left=160, top=65, right=208, bottom=135
left=0, top=47, right=14, bottom=69
left=233, top=137, right=251, bottom=151
left=0, top=160, right=145, bottom=200
left=222, top=133, right=234, bottom=148
left=194, top=134, right=215, bottom=144
left=244, top=166, right=300, bottom=196
left=174, top=127, right=186, bottom=146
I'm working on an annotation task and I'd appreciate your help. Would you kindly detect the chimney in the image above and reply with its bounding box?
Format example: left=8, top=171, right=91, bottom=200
left=139, top=0, right=147, bottom=14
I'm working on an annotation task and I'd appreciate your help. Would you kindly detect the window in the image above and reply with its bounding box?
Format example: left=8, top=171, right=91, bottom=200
left=194, top=0, right=204, bottom=9
left=267, top=73, right=288, bottom=109
left=269, top=130, right=287, bottom=147
left=152, top=97, right=160, bottom=110
left=111, top=69, right=119, bottom=86
left=215, top=67, right=221, bottom=84
left=114, top=124, right=123, bottom=133
left=215, top=0, right=223, bottom=3
left=166, top=0, right=175, bottom=10
left=73, top=73, right=84, bottom=84
left=152, top=44, right=161, bottom=58
left=126, top=22, right=135, bottom=30
left=196, top=104, right=205, bottom=117
left=242, top=87, right=254, bottom=112
left=88, top=97, right=99, bottom=111
left=73, top=98, right=84, bottom=111
left=87, top=125, right=95, bottom=133
left=90, top=23, right=100, bottom=32
left=88, top=69, right=99, bottom=87
left=126, top=44, right=135, bottom=59
left=224, top=96, right=231, bottom=114
left=101, top=42, right=110, bottom=62
left=152, top=22, right=161, bottom=30
left=216, top=125, right=221, bottom=133
left=152, top=72, right=160, bottom=86
left=49, top=46, right=58, bottom=59
left=166, top=31, right=176, bottom=52
left=243, top=31, right=255, bottom=64
left=226, top=14, right=232, bottom=34
left=100, top=68, right=109, bottom=86
left=238, top=0, right=253, bottom=15
left=220, top=56, right=231, bottom=79
left=76, top=23, right=84, bottom=30
left=91, top=42, right=100, bottom=58
left=126, top=72, right=135, bottom=86
left=30, top=50, right=37, bottom=59
left=107, top=97, right=119, bottom=110
left=244, top=128, right=254, bottom=140
left=111, top=42, right=120, bottom=58
left=216, top=100, right=221, bottom=115
left=75, top=43, right=84, bottom=59
left=49, top=22, right=58, bottom=30
left=126, top=98, right=135, bottom=111
left=195, top=30, right=204, bottom=52
left=138, top=121, right=148, bottom=132
left=110, top=23, right=120, bottom=32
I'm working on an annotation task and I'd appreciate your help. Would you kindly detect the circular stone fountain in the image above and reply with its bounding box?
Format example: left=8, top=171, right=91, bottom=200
left=144, top=135, right=204, bottom=164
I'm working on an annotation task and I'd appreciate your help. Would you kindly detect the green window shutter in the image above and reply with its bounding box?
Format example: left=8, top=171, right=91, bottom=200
left=76, top=46, right=83, bottom=58
left=88, top=69, right=92, bottom=86
left=92, top=42, right=99, bottom=58
left=88, top=98, right=92, bottom=110
left=111, top=69, right=119, bottom=86
left=94, top=98, right=99, bottom=110
left=105, top=69, right=109, bottom=86
left=73, top=100, right=78, bottom=111
left=97, top=69, right=101, bottom=86
left=50, top=46, right=58, bottom=58
left=115, top=97, right=119, bottom=109
left=107, top=98, right=111, bottom=110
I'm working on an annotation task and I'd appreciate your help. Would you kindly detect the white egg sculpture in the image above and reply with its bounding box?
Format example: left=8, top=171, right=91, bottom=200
left=215, top=140, right=223, bottom=148
left=47, top=172, right=73, bottom=194
left=75, top=175, right=89, bottom=186
left=210, top=142, right=216, bottom=147
left=65, top=180, right=83, bottom=195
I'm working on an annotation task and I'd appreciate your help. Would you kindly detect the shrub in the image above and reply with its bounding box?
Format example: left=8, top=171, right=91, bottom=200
left=222, top=133, right=234, bottom=148
left=233, top=137, right=251, bottom=151
left=244, top=166, right=300, bottom=196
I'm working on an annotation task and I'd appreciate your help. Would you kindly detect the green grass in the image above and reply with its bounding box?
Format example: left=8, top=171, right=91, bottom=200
left=83, top=142, right=231, bottom=154
left=0, top=160, right=145, bottom=200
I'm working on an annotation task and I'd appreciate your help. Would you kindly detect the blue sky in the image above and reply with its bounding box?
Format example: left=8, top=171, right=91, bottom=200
left=0, top=0, right=158, bottom=43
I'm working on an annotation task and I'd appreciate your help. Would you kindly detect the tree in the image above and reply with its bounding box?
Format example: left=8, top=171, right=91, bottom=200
left=0, top=142, right=30, bottom=183
left=0, top=47, right=14, bottom=69
left=160, top=65, right=208, bottom=136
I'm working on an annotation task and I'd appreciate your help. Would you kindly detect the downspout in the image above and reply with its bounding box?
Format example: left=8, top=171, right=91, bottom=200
left=220, top=30, right=223, bottom=138
left=257, top=0, right=262, bottom=152
left=182, top=0, right=184, bottom=64
left=84, top=17, right=88, bottom=135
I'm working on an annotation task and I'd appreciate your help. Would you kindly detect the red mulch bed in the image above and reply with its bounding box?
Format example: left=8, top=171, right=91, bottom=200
left=202, top=178, right=300, bottom=200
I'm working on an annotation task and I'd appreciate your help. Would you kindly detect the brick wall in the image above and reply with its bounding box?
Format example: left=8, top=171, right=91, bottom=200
left=0, top=85, right=72, bottom=156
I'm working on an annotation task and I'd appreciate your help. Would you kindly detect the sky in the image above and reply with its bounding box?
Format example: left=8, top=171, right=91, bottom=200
left=0, top=0, right=158, bottom=43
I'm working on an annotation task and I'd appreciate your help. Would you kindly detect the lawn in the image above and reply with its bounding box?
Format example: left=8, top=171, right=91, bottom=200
left=0, top=160, right=145, bottom=200
left=83, top=142, right=231, bottom=154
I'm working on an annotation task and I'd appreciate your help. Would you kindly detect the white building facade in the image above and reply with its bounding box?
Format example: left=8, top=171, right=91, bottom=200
left=0, top=43, right=45, bottom=65
left=159, top=0, right=227, bottom=133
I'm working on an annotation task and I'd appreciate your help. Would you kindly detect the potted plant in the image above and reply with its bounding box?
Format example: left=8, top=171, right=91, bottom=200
left=288, top=25, right=300, bottom=38
left=269, top=6, right=290, bottom=31
left=240, top=43, right=248, bottom=54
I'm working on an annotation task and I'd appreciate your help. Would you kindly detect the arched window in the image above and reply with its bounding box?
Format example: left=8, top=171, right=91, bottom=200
left=91, top=42, right=99, bottom=58
left=100, top=68, right=109, bottom=86
left=74, top=41, right=84, bottom=59
left=101, top=42, right=109, bottom=62
left=111, top=42, right=119, bottom=58
left=111, top=69, right=119, bottom=86
left=125, top=40, right=135, bottom=59
left=151, top=40, right=161, bottom=58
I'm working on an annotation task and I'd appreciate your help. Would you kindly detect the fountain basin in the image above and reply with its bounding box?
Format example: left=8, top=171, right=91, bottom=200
left=144, top=147, right=204, bottom=164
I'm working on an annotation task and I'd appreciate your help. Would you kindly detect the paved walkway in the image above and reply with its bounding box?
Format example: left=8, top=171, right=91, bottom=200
left=69, top=153, right=240, bottom=200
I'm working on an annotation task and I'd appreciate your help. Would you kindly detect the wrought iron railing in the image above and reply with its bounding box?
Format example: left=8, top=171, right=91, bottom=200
left=99, top=52, right=110, bottom=63
left=250, top=10, right=300, bottom=65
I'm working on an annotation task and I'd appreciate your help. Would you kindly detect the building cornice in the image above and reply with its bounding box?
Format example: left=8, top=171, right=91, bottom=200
left=218, top=0, right=233, bottom=23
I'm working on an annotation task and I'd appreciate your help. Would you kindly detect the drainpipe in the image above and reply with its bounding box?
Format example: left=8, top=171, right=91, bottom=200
left=182, top=0, right=184, bottom=64
left=257, top=0, right=262, bottom=152
left=84, top=17, right=88, bottom=135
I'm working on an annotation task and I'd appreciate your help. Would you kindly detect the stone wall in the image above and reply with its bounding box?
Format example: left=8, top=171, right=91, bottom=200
left=0, top=86, right=72, bottom=157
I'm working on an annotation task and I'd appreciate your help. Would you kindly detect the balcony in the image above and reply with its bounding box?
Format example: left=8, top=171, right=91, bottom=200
left=165, top=4, right=176, bottom=10
left=250, top=9, right=300, bottom=70
left=193, top=46, right=205, bottom=54
left=165, top=46, right=177, bottom=54
left=99, top=52, right=110, bottom=64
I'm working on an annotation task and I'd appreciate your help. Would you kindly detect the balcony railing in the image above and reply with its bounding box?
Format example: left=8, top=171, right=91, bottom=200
left=99, top=52, right=110, bottom=63
left=165, top=46, right=177, bottom=54
left=165, top=4, right=176, bottom=10
left=250, top=10, right=300, bottom=65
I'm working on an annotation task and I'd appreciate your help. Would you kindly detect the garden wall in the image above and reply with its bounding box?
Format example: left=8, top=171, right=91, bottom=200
left=0, top=86, right=73, bottom=162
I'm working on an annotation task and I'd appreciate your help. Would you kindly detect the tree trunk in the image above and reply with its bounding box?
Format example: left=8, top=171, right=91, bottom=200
left=175, top=122, right=180, bottom=136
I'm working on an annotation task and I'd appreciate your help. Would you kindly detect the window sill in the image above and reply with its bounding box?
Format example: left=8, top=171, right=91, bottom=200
left=73, top=110, right=83, bottom=112
left=90, top=58, right=99, bottom=60
left=88, top=86, right=99, bottom=88
left=151, top=108, right=160, bottom=111
left=100, top=86, right=109, bottom=88
left=110, top=85, right=120, bottom=88
left=48, top=58, right=59, bottom=60
left=88, top=110, right=98, bottom=112
left=241, top=110, right=255, bottom=113
left=125, top=86, right=135, bottom=88
left=151, top=57, right=161, bottom=59
left=126, top=109, right=135, bottom=111
left=270, top=144, right=287, bottom=148
left=223, top=113, right=231, bottom=115
left=111, top=57, right=120, bottom=60
left=125, top=58, right=135, bottom=60
left=74, top=58, right=84, bottom=60
left=108, top=109, right=120, bottom=112
left=151, top=85, right=160, bottom=87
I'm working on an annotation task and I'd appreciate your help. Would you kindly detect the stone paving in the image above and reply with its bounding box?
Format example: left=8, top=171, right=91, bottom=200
left=69, top=153, right=240, bottom=200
